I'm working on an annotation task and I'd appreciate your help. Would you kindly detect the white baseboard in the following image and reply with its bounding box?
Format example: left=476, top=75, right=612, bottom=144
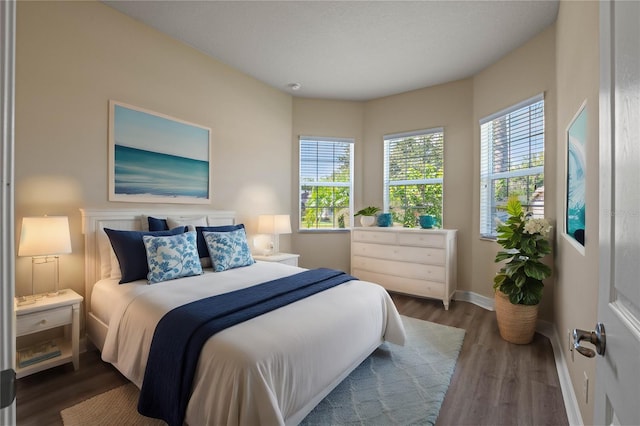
left=454, top=291, right=583, bottom=426
left=454, top=290, right=495, bottom=311
left=536, top=320, right=584, bottom=426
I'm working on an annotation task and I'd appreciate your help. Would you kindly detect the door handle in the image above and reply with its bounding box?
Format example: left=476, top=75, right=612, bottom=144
left=572, top=323, right=606, bottom=358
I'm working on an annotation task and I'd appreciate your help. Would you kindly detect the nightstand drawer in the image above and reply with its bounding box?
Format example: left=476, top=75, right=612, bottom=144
left=17, top=305, right=72, bottom=336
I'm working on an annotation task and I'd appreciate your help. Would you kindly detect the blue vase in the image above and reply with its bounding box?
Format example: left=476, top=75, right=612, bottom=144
left=419, top=215, right=434, bottom=229
left=377, top=213, right=392, bottom=227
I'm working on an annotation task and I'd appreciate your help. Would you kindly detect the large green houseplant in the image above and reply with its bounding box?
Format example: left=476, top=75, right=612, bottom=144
left=493, top=197, right=552, bottom=344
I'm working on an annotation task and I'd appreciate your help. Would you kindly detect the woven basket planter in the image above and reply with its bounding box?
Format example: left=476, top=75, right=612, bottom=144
left=494, top=291, right=539, bottom=344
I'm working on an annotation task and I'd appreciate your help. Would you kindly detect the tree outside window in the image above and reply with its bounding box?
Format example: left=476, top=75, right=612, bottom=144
left=384, top=129, right=444, bottom=228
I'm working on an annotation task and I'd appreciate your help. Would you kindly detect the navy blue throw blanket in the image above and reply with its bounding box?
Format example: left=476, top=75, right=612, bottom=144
left=138, top=268, right=356, bottom=426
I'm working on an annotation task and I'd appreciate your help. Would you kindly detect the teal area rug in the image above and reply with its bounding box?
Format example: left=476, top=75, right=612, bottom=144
left=301, top=316, right=466, bottom=426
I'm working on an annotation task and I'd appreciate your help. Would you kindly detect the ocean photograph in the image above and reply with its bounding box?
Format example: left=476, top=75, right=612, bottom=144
left=114, top=145, right=209, bottom=198
left=567, top=105, right=586, bottom=245
left=111, top=102, right=211, bottom=202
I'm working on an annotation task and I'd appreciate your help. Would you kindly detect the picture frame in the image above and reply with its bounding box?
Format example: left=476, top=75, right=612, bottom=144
left=108, top=100, right=212, bottom=204
left=565, top=101, right=587, bottom=252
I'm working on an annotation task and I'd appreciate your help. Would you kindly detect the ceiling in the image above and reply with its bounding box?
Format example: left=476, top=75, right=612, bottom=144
left=103, top=0, right=559, bottom=101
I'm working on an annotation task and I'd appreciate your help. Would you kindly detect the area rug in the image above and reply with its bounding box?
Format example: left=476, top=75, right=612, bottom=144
left=61, top=316, right=464, bottom=426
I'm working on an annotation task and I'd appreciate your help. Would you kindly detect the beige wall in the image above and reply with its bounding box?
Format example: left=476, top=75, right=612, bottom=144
left=363, top=80, right=474, bottom=292
left=555, top=1, right=600, bottom=423
left=472, top=26, right=557, bottom=319
left=291, top=98, right=364, bottom=271
left=15, top=1, right=293, bottom=298
left=291, top=28, right=557, bottom=308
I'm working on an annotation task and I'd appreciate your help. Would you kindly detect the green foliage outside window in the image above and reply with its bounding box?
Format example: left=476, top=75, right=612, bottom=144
left=385, top=132, right=444, bottom=228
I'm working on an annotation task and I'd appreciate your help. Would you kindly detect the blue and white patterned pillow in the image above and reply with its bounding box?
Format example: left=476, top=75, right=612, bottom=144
left=203, top=228, right=255, bottom=272
left=143, top=231, right=203, bottom=284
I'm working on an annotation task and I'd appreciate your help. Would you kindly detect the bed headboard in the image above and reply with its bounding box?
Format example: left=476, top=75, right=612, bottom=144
left=80, top=208, right=235, bottom=307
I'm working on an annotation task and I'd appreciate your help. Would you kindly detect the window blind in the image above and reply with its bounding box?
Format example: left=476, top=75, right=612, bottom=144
left=480, top=95, right=545, bottom=238
left=299, top=136, right=354, bottom=230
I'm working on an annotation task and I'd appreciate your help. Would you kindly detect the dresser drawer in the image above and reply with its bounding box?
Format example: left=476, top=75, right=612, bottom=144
left=396, top=232, right=446, bottom=248
left=352, top=242, right=445, bottom=265
left=17, top=305, right=72, bottom=336
left=352, top=230, right=397, bottom=245
left=352, top=256, right=445, bottom=282
left=353, top=269, right=445, bottom=299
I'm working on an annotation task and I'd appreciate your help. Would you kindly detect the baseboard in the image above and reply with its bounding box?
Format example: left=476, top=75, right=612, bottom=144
left=453, top=290, right=495, bottom=311
left=536, top=320, right=584, bottom=426
left=454, top=290, right=583, bottom=426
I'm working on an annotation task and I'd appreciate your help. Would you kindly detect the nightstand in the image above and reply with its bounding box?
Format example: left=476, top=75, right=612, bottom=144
left=15, top=289, right=83, bottom=378
left=253, top=252, right=300, bottom=266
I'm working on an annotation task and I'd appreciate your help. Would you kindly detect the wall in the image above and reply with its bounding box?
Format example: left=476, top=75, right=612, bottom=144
left=472, top=26, right=557, bottom=319
left=15, top=1, right=293, bottom=298
left=291, top=98, right=364, bottom=271
left=292, top=28, right=556, bottom=308
left=363, top=80, right=474, bottom=293
left=554, top=1, right=599, bottom=423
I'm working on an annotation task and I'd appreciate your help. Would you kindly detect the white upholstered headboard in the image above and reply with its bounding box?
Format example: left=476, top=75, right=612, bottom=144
left=80, top=208, right=236, bottom=308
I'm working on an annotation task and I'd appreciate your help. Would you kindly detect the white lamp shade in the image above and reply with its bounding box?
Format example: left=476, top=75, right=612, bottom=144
left=18, top=216, right=72, bottom=257
left=258, top=214, right=292, bottom=235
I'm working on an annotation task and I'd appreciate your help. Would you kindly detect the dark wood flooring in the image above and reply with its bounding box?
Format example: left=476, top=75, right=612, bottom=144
left=15, top=296, right=569, bottom=426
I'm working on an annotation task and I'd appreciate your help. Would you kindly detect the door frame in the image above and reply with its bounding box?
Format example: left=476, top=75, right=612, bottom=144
left=0, top=0, right=16, bottom=424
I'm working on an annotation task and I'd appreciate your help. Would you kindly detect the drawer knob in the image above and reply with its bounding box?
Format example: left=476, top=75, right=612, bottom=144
left=39, top=319, right=47, bottom=325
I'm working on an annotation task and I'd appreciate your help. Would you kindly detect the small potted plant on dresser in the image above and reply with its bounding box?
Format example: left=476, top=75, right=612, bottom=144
left=354, top=206, right=381, bottom=227
left=493, top=197, right=552, bottom=344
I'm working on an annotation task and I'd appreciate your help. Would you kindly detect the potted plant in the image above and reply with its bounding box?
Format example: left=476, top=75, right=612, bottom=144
left=354, top=206, right=381, bottom=227
left=493, top=197, right=552, bottom=344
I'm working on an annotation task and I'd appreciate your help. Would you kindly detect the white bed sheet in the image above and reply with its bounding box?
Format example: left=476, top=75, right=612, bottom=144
left=96, top=261, right=406, bottom=425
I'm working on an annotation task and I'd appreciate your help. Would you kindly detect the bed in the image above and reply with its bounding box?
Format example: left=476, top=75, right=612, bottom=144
left=80, top=208, right=406, bottom=426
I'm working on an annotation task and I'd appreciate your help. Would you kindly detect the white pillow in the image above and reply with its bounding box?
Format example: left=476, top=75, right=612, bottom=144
left=166, top=216, right=208, bottom=232
left=98, top=227, right=122, bottom=279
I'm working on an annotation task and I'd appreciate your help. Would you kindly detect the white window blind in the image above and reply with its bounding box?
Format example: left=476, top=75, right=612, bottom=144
left=383, top=128, right=444, bottom=228
left=480, top=95, right=545, bottom=238
left=299, top=136, right=354, bottom=230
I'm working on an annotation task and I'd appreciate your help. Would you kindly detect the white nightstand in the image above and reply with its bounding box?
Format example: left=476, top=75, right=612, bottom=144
left=15, top=289, right=83, bottom=378
left=253, top=252, right=300, bottom=266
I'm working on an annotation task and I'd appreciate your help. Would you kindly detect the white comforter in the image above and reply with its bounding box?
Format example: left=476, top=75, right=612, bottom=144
left=97, top=261, right=406, bottom=425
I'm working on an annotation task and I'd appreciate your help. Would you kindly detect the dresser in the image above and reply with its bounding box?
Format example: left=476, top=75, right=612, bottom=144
left=351, top=227, right=457, bottom=309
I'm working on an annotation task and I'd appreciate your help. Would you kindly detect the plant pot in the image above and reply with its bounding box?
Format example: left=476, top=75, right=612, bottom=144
left=360, top=216, right=376, bottom=227
left=377, top=213, right=392, bottom=227
left=494, top=290, right=539, bottom=344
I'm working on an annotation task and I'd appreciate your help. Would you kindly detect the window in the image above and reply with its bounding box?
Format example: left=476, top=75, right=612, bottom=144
left=384, top=128, right=444, bottom=228
left=480, top=95, right=545, bottom=239
left=299, top=136, right=354, bottom=230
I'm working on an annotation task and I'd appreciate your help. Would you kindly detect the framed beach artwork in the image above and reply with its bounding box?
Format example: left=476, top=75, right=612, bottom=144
left=108, top=101, right=211, bottom=204
left=565, top=101, right=587, bottom=251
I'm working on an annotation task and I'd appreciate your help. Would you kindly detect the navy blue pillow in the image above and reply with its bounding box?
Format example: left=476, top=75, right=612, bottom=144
left=105, top=227, right=186, bottom=284
left=195, top=224, right=245, bottom=259
left=148, top=216, right=169, bottom=231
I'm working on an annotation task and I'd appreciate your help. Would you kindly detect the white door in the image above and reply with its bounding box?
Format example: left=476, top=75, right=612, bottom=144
left=0, top=0, right=16, bottom=424
left=595, top=1, right=640, bottom=424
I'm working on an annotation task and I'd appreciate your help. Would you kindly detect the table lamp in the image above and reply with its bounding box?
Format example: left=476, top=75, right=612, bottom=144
left=257, top=214, right=292, bottom=255
left=18, top=216, right=72, bottom=304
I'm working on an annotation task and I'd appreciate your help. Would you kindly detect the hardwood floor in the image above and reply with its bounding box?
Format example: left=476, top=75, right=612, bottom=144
left=15, top=296, right=569, bottom=426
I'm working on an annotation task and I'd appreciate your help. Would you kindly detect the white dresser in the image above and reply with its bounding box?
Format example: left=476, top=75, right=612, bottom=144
left=351, top=227, right=457, bottom=310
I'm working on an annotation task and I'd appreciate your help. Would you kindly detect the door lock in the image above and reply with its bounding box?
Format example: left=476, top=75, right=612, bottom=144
left=572, top=323, right=606, bottom=358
